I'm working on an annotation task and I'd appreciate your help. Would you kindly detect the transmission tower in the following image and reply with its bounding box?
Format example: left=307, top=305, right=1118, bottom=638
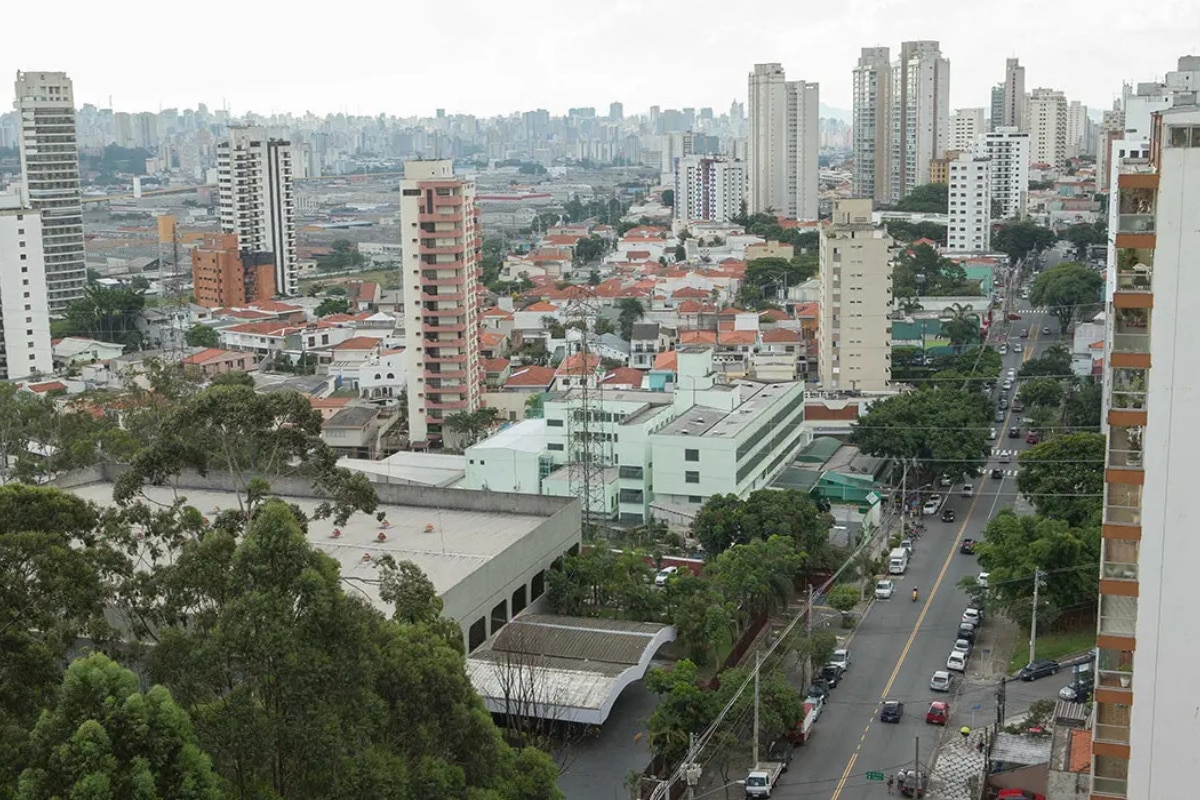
left=158, top=213, right=188, bottom=363
left=562, top=286, right=611, bottom=530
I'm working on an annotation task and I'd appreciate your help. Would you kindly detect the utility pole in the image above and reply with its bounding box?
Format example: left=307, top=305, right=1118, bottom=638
left=996, top=677, right=1007, bottom=729
left=684, top=733, right=700, bottom=800
left=752, top=651, right=761, bottom=766
left=914, top=735, right=921, bottom=792
left=1029, top=568, right=1043, bottom=665
left=806, top=584, right=814, bottom=636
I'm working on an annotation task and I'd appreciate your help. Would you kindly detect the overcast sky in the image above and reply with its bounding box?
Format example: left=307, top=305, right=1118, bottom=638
left=6, top=0, right=1199, bottom=119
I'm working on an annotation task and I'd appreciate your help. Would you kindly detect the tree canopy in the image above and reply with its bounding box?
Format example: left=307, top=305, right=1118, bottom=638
left=691, top=489, right=832, bottom=560
left=1016, top=432, right=1105, bottom=526
left=1018, top=376, right=1065, bottom=410
left=185, top=324, right=220, bottom=348
left=314, top=297, right=352, bottom=317
left=993, top=221, right=1057, bottom=265
left=62, top=284, right=147, bottom=349
left=850, top=387, right=991, bottom=481
left=738, top=256, right=818, bottom=309
left=1029, top=262, right=1104, bottom=332
left=891, top=183, right=949, bottom=214
left=316, top=239, right=367, bottom=272
left=893, top=244, right=970, bottom=297
left=1060, top=221, right=1107, bottom=260
left=1018, top=345, right=1072, bottom=380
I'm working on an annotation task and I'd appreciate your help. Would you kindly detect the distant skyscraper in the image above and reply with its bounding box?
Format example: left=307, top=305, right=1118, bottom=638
left=0, top=192, right=53, bottom=378
left=1026, top=88, right=1069, bottom=169
left=946, top=152, right=991, bottom=253
left=950, top=108, right=985, bottom=152
left=1066, top=100, right=1090, bottom=158
left=609, top=101, right=624, bottom=121
left=852, top=47, right=893, bottom=204
left=399, top=160, right=484, bottom=448
left=976, top=127, right=1031, bottom=220
left=217, top=126, right=298, bottom=296
left=14, top=71, right=87, bottom=314
left=674, top=155, right=747, bottom=224
left=890, top=41, right=950, bottom=202
left=990, top=84, right=1005, bottom=131
left=1002, top=58, right=1027, bottom=129
left=747, top=63, right=819, bottom=220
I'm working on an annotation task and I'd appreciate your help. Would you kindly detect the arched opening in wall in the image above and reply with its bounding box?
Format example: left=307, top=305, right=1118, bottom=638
left=511, top=585, right=527, bottom=616
left=468, top=617, right=486, bottom=652
left=531, top=570, right=545, bottom=600
left=567, top=543, right=580, bottom=557
left=490, top=600, right=508, bottom=635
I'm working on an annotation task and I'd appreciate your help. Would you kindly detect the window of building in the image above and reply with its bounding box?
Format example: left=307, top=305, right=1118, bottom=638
left=547, top=418, right=563, bottom=427
left=685, top=448, right=699, bottom=462
left=548, top=443, right=564, bottom=451
left=688, top=495, right=703, bottom=504
left=685, top=470, right=699, bottom=484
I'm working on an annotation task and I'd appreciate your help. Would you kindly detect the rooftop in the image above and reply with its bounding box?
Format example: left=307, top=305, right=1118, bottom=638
left=470, top=419, right=547, bottom=455
left=657, top=380, right=800, bottom=439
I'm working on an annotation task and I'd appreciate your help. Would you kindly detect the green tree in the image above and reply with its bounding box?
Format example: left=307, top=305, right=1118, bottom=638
left=1029, top=262, right=1105, bottom=332
left=892, top=243, right=968, bottom=297
left=185, top=324, right=220, bottom=348
left=1019, top=344, right=1072, bottom=380
left=573, top=235, right=607, bottom=266
left=1019, top=376, right=1065, bottom=409
left=993, top=221, right=1057, bottom=265
left=939, top=303, right=981, bottom=351
left=1016, top=432, right=1105, bottom=526
left=63, top=284, right=147, bottom=344
left=314, top=297, right=352, bottom=317
left=667, top=575, right=734, bottom=666
left=691, top=490, right=831, bottom=560
left=616, top=298, right=644, bottom=340
left=707, top=536, right=805, bottom=624
left=892, top=183, right=949, bottom=213
left=691, top=493, right=746, bottom=555
left=316, top=239, right=366, bottom=272
left=661, top=189, right=675, bottom=207
left=15, top=653, right=223, bottom=800
left=1064, top=380, right=1103, bottom=431
left=645, top=660, right=718, bottom=762
left=972, top=510, right=1100, bottom=624
left=444, top=407, right=501, bottom=447
left=850, top=387, right=991, bottom=481
left=826, top=584, right=861, bottom=626
left=1061, top=221, right=1107, bottom=260
left=739, top=256, right=817, bottom=308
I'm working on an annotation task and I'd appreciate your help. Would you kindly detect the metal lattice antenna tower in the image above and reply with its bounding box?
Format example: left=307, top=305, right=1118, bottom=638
left=159, top=213, right=189, bottom=363
left=563, top=287, right=610, bottom=529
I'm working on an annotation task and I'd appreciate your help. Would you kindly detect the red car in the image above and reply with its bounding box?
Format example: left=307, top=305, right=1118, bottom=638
left=997, top=791, right=1045, bottom=800
left=925, top=701, right=949, bottom=726
left=1026, top=431, right=1041, bottom=444
left=1007, top=312, right=1022, bottom=320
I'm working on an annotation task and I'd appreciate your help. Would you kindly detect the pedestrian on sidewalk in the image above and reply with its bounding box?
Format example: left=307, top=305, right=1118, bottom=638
left=960, top=725, right=971, bottom=741
left=886, top=773, right=894, bottom=794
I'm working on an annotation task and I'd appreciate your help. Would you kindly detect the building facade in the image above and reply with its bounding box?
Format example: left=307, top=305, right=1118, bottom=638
left=0, top=193, right=53, bottom=379
left=976, top=127, right=1031, bottom=220
left=191, top=233, right=276, bottom=309
left=400, top=160, right=485, bottom=447
left=1001, top=58, right=1026, bottom=130
left=747, top=63, right=819, bottom=220
left=890, top=41, right=951, bottom=202
left=950, top=108, right=985, bottom=152
left=852, top=47, right=893, bottom=204
left=14, top=71, right=87, bottom=314
left=1091, top=102, right=1200, bottom=800
left=818, top=199, right=894, bottom=391
left=673, top=155, right=747, bottom=224
left=217, top=126, right=298, bottom=296
left=946, top=153, right=992, bottom=253
left=1026, top=88, right=1069, bottom=169
left=1067, top=100, right=1091, bottom=158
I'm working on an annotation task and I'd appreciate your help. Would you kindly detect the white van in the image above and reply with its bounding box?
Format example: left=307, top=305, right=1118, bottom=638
left=888, top=547, right=910, bottom=575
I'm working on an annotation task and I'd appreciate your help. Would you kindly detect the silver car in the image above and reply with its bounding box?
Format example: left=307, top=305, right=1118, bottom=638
left=929, top=670, right=953, bottom=692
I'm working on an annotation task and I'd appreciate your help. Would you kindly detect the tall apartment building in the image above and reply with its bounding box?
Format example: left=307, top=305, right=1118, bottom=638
left=890, top=41, right=951, bottom=202
left=946, top=153, right=991, bottom=253
left=1001, top=58, right=1027, bottom=129
left=673, top=155, right=747, bottom=224
left=217, top=126, right=298, bottom=297
left=747, top=63, right=819, bottom=220
left=1067, top=100, right=1090, bottom=158
left=989, top=84, right=1005, bottom=131
left=1091, top=101, right=1200, bottom=800
left=950, top=108, right=985, bottom=152
left=0, top=193, right=53, bottom=379
left=818, top=199, right=894, bottom=391
left=1026, top=88, right=1069, bottom=169
left=191, top=233, right=276, bottom=309
left=13, top=71, right=87, bottom=314
left=976, top=127, right=1031, bottom=219
left=852, top=47, right=892, bottom=204
left=399, top=160, right=484, bottom=447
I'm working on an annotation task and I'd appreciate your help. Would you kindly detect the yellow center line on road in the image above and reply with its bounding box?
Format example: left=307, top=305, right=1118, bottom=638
left=828, top=480, right=987, bottom=799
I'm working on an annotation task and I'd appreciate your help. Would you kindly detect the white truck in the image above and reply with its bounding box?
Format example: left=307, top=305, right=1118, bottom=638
left=744, top=761, right=786, bottom=798
left=888, top=547, right=910, bottom=575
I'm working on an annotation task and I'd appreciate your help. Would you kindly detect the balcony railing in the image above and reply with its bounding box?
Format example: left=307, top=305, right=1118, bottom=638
left=1117, top=214, right=1155, bottom=234
left=1094, top=724, right=1131, bottom=744
left=1106, top=447, right=1144, bottom=470
left=1098, top=594, right=1138, bottom=636
left=1104, top=482, right=1142, bottom=526
left=1110, top=389, right=1147, bottom=410
left=1102, top=560, right=1138, bottom=580
left=1091, top=777, right=1128, bottom=798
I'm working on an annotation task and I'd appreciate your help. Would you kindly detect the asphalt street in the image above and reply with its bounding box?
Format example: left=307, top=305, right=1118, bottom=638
left=770, top=300, right=1067, bottom=800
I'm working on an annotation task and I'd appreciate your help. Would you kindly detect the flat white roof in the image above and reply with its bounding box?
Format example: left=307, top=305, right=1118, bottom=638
left=469, top=418, right=547, bottom=454
left=340, top=451, right=466, bottom=487
left=67, top=482, right=544, bottom=612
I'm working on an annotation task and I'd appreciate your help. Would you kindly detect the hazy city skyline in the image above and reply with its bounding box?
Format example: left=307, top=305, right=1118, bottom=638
left=6, top=0, right=1197, bottom=119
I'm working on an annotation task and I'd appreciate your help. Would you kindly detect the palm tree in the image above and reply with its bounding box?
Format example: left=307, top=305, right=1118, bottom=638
left=897, top=296, right=924, bottom=315
left=940, top=303, right=981, bottom=352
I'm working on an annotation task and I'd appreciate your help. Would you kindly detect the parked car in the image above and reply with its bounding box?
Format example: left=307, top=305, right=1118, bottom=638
left=954, top=638, right=973, bottom=656
left=880, top=700, right=904, bottom=723
left=767, top=739, right=794, bottom=769
left=926, top=701, right=950, bottom=726
left=1018, top=660, right=1061, bottom=681
left=1059, top=676, right=1094, bottom=702
left=946, top=650, right=967, bottom=672
left=875, top=579, right=895, bottom=599
left=962, top=608, right=984, bottom=627
left=820, top=663, right=844, bottom=689
left=998, top=396, right=1008, bottom=410
left=977, top=572, right=990, bottom=588
left=988, top=427, right=997, bottom=440
left=994, top=410, right=1006, bottom=423
left=1012, top=400, right=1025, bottom=413
left=654, top=566, right=679, bottom=586
left=960, top=538, right=976, bottom=554
left=830, top=649, right=852, bottom=672
left=941, top=507, right=956, bottom=523
left=806, top=680, right=831, bottom=701
left=929, top=670, right=953, bottom=692
left=922, top=497, right=942, bottom=515
left=999, top=344, right=1008, bottom=355
left=957, top=623, right=977, bottom=642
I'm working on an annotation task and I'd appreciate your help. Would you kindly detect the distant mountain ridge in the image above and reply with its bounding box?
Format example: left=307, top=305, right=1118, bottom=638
left=820, top=103, right=851, bottom=123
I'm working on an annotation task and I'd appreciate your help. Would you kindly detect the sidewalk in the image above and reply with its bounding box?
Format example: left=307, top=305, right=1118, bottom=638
left=972, top=615, right=1022, bottom=681
left=925, top=732, right=987, bottom=800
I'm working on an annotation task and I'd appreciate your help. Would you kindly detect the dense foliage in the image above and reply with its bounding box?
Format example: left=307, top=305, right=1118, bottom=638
left=1029, top=262, right=1105, bottom=332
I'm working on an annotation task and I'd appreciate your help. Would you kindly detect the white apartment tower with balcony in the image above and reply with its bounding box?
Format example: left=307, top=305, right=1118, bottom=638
left=0, top=193, right=53, bottom=379
left=818, top=199, right=894, bottom=391
left=889, top=41, right=950, bottom=202
left=946, top=153, right=991, bottom=253
left=950, top=108, right=985, bottom=152
left=975, top=127, right=1030, bottom=220
left=13, top=71, right=86, bottom=314
left=1025, top=88, right=1069, bottom=169
left=400, top=160, right=484, bottom=448
left=852, top=47, right=892, bottom=205
left=674, top=155, right=747, bottom=224
left=747, top=63, right=819, bottom=220
left=217, top=126, right=298, bottom=296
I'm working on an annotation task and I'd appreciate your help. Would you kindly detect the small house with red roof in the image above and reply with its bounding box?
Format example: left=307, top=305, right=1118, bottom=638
left=504, top=365, right=557, bottom=393
left=554, top=352, right=603, bottom=391
left=180, top=348, right=259, bottom=376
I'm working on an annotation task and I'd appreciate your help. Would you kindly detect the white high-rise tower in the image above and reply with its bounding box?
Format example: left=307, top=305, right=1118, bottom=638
left=852, top=47, right=893, bottom=204
left=748, top=63, right=819, bottom=220
left=14, top=71, right=87, bottom=314
left=889, top=41, right=951, bottom=202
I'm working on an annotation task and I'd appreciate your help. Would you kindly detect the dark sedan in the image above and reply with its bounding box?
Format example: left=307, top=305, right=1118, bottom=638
left=991, top=468, right=1004, bottom=479
left=820, top=663, right=844, bottom=689
left=941, top=507, right=956, bottom=522
left=1017, top=659, right=1061, bottom=681
left=960, top=538, right=976, bottom=554
left=880, top=700, right=905, bottom=723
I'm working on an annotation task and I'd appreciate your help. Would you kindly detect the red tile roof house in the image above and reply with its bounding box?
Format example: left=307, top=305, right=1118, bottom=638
left=180, top=348, right=259, bottom=376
